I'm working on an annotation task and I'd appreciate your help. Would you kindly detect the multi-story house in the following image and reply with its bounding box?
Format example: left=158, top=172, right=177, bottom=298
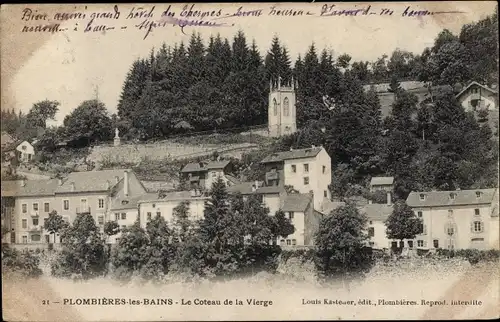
left=1, top=169, right=147, bottom=245
left=259, top=146, right=331, bottom=211
left=1, top=179, right=59, bottom=244
left=138, top=190, right=207, bottom=230
left=180, top=160, right=232, bottom=191
left=406, top=188, right=499, bottom=250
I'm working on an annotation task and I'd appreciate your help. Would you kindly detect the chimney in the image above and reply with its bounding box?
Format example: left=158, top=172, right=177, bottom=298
left=58, top=178, right=63, bottom=186
left=21, top=179, right=26, bottom=187
left=254, top=180, right=259, bottom=190
left=115, top=176, right=120, bottom=184
left=105, top=180, right=110, bottom=190
left=70, top=182, right=75, bottom=192
left=387, top=191, right=392, bottom=206
left=124, top=170, right=129, bottom=197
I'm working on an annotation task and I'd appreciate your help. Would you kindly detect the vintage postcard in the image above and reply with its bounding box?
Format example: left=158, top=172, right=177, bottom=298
left=1, top=1, right=499, bottom=321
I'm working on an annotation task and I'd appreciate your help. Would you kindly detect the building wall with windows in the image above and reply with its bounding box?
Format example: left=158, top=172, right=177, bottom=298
left=456, top=83, right=498, bottom=112
left=278, top=210, right=305, bottom=246
left=283, top=148, right=331, bottom=210
left=407, top=189, right=498, bottom=250
left=15, top=141, right=35, bottom=163
left=138, top=196, right=207, bottom=229
left=14, top=195, right=55, bottom=244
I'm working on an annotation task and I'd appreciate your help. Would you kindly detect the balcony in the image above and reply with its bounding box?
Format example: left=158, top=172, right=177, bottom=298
left=76, top=207, right=91, bottom=214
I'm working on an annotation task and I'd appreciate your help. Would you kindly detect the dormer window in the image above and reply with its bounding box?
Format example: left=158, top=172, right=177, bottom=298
left=419, top=194, right=426, bottom=201
left=476, top=191, right=481, bottom=198
left=121, top=200, right=129, bottom=205
left=449, top=193, right=456, bottom=200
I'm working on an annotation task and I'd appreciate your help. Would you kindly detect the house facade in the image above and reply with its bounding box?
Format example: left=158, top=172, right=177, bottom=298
left=1, top=169, right=147, bottom=245
left=180, top=160, right=232, bottom=191
left=260, top=146, right=331, bottom=210
left=16, top=141, right=35, bottom=163
left=455, top=81, right=498, bottom=112
left=406, top=189, right=499, bottom=250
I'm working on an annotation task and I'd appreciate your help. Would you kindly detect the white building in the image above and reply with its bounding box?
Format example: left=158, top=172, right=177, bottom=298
left=406, top=188, right=499, bottom=250
left=455, top=81, right=498, bottom=112
left=259, top=146, right=332, bottom=211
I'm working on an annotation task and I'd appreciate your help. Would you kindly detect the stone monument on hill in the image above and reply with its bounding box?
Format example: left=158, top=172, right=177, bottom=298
left=114, top=128, right=121, bottom=146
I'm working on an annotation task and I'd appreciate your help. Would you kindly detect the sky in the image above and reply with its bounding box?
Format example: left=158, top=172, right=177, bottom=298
left=1, top=2, right=497, bottom=126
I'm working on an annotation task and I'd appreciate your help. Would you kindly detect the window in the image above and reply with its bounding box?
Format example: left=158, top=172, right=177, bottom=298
left=43, top=218, right=48, bottom=226
left=474, top=209, right=480, bottom=216
left=419, top=223, right=426, bottom=235
left=147, top=212, right=152, bottom=221
left=417, top=240, right=424, bottom=247
left=368, top=227, right=375, bottom=237
left=322, top=165, right=326, bottom=174
left=324, top=190, right=327, bottom=197
left=44, top=202, right=50, bottom=212
left=476, top=191, right=481, bottom=198
left=286, top=239, right=291, bottom=246
left=419, top=194, right=426, bottom=201
left=212, top=171, right=217, bottom=178
left=303, top=177, right=309, bottom=185
left=417, top=211, right=423, bottom=218
left=273, top=98, right=278, bottom=116
left=156, top=211, right=161, bottom=217
left=31, top=234, right=41, bottom=242
left=114, top=213, right=120, bottom=221
left=408, top=241, right=414, bottom=248
left=283, top=97, right=290, bottom=116
left=449, top=193, right=456, bottom=200
left=121, top=213, right=126, bottom=220
left=33, top=203, right=39, bottom=211
left=291, top=165, right=296, bottom=173
left=22, top=204, right=27, bottom=214
left=369, top=220, right=373, bottom=225
left=448, top=210, right=453, bottom=218
left=433, top=239, right=439, bottom=248
left=289, top=212, right=294, bottom=220
left=291, top=239, right=296, bottom=246
left=22, top=219, right=27, bottom=229
left=32, top=218, right=39, bottom=226
left=304, top=164, right=309, bottom=173
left=22, top=236, right=27, bottom=244
left=45, top=235, right=50, bottom=243
left=447, top=225, right=455, bottom=236
left=98, top=216, right=104, bottom=225
left=98, top=198, right=105, bottom=209
left=63, top=200, right=69, bottom=210
left=280, top=239, right=285, bottom=245
left=473, top=221, right=484, bottom=233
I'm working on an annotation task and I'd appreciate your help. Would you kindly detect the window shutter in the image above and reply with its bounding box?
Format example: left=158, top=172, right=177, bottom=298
left=480, top=221, right=485, bottom=233
left=470, top=221, right=474, bottom=233
left=423, top=240, right=427, bottom=248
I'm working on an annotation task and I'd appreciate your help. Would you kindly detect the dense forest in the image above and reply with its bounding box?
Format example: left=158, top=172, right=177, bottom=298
left=1, top=11, right=498, bottom=200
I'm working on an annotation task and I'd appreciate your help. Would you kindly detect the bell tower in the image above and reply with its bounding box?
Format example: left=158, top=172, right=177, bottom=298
left=268, top=76, right=297, bottom=137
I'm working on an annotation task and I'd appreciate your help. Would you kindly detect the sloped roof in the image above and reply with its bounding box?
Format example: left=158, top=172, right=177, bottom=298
left=181, top=160, right=230, bottom=173
left=455, top=81, right=498, bottom=99
left=360, top=204, right=393, bottom=221
left=138, top=190, right=206, bottom=205
left=227, top=181, right=256, bottom=195
left=1, top=179, right=59, bottom=197
left=319, top=199, right=346, bottom=215
left=110, top=192, right=158, bottom=211
left=260, top=147, right=322, bottom=164
left=281, top=193, right=312, bottom=212
left=225, top=174, right=241, bottom=185
left=370, top=176, right=394, bottom=186
left=55, top=169, right=132, bottom=193
left=406, top=189, right=497, bottom=208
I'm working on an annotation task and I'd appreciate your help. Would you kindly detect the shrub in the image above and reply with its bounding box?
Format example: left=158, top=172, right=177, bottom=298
left=2, top=246, right=43, bottom=277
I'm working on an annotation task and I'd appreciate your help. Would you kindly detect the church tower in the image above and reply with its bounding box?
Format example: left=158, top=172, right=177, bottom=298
left=268, top=76, right=297, bottom=137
